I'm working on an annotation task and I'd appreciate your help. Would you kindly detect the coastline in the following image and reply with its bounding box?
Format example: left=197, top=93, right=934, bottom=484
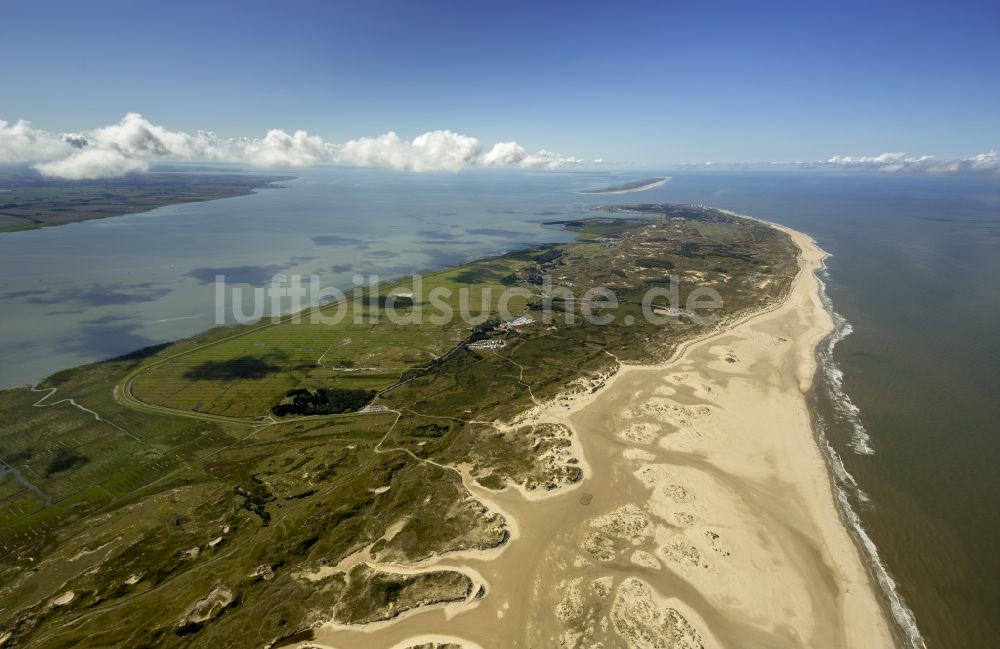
left=0, top=173, right=293, bottom=233
left=811, top=268, right=925, bottom=649
left=306, top=220, right=901, bottom=648
left=735, top=211, right=922, bottom=648
left=547, top=222, right=898, bottom=647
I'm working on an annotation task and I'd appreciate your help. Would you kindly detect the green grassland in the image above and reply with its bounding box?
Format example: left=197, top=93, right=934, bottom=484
left=0, top=172, right=291, bottom=232
left=0, top=205, right=798, bottom=647
left=127, top=251, right=541, bottom=419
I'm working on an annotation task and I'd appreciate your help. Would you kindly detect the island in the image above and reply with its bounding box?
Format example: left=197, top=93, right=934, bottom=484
left=0, top=171, right=292, bottom=232
left=0, top=206, right=895, bottom=648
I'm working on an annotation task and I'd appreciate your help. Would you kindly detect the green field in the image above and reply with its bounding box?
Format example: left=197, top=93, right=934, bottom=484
left=128, top=253, right=540, bottom=419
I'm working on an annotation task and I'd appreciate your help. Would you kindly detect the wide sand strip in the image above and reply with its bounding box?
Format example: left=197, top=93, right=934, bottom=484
left=308, top=224, right=897, bottom=648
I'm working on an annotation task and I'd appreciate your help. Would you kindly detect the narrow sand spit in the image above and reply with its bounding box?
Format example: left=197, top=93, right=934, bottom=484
left=579, top=177, right=671, bottom=195
left=305, top=225, right=897, bottom=648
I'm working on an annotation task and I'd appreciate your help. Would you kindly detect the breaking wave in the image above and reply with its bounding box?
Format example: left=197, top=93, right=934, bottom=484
left=813, top=263, right=926, bottom=649
left=816, top=270, right=875, bottom=455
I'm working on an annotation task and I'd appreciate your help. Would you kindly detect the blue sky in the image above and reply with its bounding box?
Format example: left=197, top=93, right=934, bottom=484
left=2, top=0, right=999, bottom=166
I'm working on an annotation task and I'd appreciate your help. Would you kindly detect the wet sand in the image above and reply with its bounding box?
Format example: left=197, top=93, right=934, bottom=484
left=304, top=224, right=897, bottom=648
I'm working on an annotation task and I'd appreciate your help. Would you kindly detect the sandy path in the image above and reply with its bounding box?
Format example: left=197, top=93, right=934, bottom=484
left=305, top=225, right=898, bottom=649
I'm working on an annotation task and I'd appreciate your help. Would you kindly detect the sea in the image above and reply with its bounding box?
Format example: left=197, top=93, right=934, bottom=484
left=1, top=167, right=997, bottom=647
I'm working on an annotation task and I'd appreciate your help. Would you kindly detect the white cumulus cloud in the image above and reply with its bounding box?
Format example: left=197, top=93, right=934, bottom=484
left=0, top=119, right=72, bottom=164
left=826, top=152, right=910, bottom=165
left=823, top=151, right=999, bottom=175
left=481, top=141, right=528, bottom=167
left=520, top=149, right=584, bottom=170
left=331, top=130, right=483, bottom=172
left=234, top=129, right=331, bottom=167
left=680, top=151, right=1000, bottom=176
left=36, top=149, right=150, bottom=180
left=0, top=113, right=586, bottom=180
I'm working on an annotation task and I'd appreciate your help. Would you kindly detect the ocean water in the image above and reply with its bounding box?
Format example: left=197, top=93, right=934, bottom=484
left=1, top=168, right=998, bottom=647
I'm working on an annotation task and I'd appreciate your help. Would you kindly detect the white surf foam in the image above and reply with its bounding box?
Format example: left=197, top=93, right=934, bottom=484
left=814, top=264, right=927, bottom=649
left=816, top=271, right=875, bottom=455
left=720, top=207, right=926, bottom=648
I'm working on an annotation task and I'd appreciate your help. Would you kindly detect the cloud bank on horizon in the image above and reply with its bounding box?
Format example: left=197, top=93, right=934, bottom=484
left=0, top=113, right=584, bottom=180
left=691, top=150, right=1000, bottom=176
left=1, top=114, right=996, bottom=180
left=821, top=151, right=1000, bottom=175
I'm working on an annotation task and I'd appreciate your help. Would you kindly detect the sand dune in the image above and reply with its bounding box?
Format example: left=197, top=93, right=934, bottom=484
left=307, top=224, right=898, bottom=648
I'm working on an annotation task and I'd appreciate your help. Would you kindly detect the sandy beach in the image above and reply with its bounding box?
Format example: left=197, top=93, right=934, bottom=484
left=304, top=223, right=898, bottom=648
left=579, top=177, right=671, bottom=195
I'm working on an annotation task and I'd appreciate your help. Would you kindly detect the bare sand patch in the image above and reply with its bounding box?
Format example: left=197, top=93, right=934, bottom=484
left=305, top=224, right=897, bottom=649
